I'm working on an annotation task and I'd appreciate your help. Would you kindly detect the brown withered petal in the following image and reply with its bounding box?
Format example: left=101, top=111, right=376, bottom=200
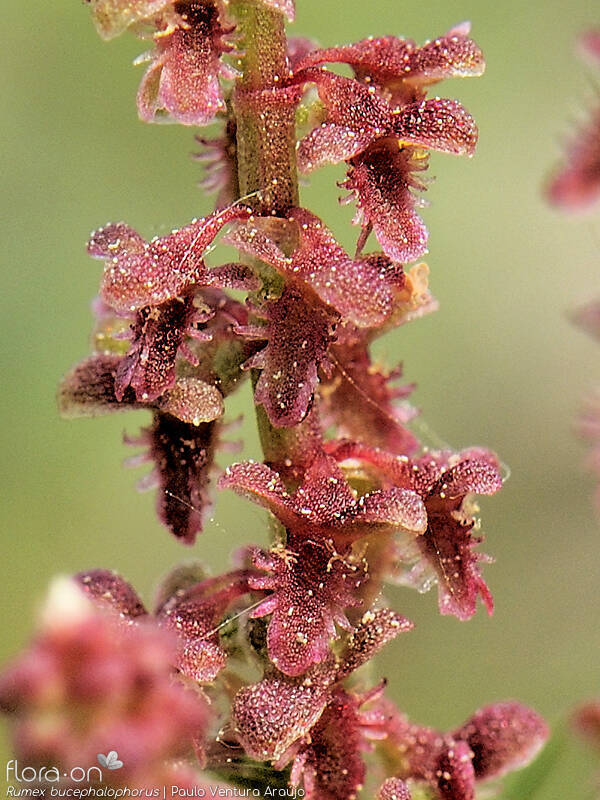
left=378, top=778, right=412, bottom=800
left=76, top=569, right=148, bottom=621
left=239, top=286, right=336, bottom=427
left=344, top=145, right=429, bottom=263
left=137, top=2, right=232, bottom=126
left=115, top=297, right=206, bottom=402
left=233, top=659, right=336, bottom=761
left=89, top=204, right=251, bottom=313
left=453, top=702, right=549, bottom=780
left=417, top=512, right=494, bottom=620
left=139, top=411, right=222, bottom=544
left=84, top=0, right=172, bottom=40
left=295, top=27, right=484, bottom=87
left=59, top=354, right=140, bottom=416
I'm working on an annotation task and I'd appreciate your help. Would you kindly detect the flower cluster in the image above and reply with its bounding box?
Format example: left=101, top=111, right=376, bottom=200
left=1, top=0, right=550, bottom=796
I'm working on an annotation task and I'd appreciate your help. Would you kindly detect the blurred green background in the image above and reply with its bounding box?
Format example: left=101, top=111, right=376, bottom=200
left=2, top=0, right=600, bottom=796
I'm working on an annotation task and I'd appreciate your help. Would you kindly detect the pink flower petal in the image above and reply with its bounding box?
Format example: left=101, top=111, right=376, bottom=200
left=137, top=2, right=231, bottom=126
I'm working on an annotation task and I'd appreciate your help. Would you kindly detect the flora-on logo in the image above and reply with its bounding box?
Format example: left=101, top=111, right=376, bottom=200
left=97, top=751, right=123, bottom=770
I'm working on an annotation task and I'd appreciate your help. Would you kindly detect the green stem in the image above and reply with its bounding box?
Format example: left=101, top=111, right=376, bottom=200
left=232, top=0, right=316, bottom=474
left=232, top=0, right=298, bottom=215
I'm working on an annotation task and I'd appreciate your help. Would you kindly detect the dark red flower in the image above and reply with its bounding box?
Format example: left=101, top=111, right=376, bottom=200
left=294, top=25, right=484, bottom=97
left=88, top=204, right=253, bottom=314
left=453, top=702, right=549, bottom=781
left=132, top=411, right=223, bottom=544
left=246, top=537, right=364, bottom=675
left=547, top=30, right=600, bottom=212
left=77, top=568, right=148, bottom=622
left=238, top=286, right=336, bottom=427
left=287, top=26, right=483, bottom=262
left=227, top=209, right=406, bottom=426
left=289, top=684, right=387, bottom=799
left=220, top=451, right=426, bottom=546
left=137, top=2, right=234, bottom=126
left=329, top=443, right=503, bottom=619
left=156, top=570, right=252, bottom=682
left=379, top=698, right=548, bottom=798
left=77, top=568, right=254, bottom=683
left=227, top=208, right=406, bottom=328
left=233, top=608, right=410, bottom=762
left=114, top=296, right=212, bottom=402
left=296, top=69, right=477, bottom=171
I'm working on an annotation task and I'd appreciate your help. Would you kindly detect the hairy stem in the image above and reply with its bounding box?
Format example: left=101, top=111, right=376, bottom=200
left=232, top=0, right=312, bottom=474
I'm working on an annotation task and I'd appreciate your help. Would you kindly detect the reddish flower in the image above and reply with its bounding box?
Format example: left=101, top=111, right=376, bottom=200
left=453, top=702, right=550, bottom=781
left=237, top=286, right=337, bottom=427
left=156, top=570, right=253, bottom=682
left=294, top=25, right=484, bottom=96
left=572, top=700, right=600, bottom=751
left=379, top=698, right=548, bottom=799
left=88, top=205, right=253, bottom=314
left=233, top=658, right=336, bottom=762
left=233, top=608, right=411, bottom=762
left=227, top=208, right=406, bottom=328
left=77, top=568, right=253, bottom=683
left=227, top=208, right=406, bottom=426
left=137, top=2, right=234, bottom=126
left=329, top=443, right=503, bottom=619
left=246, top=537, right=365, bottom=675
left=547, top=30, right=600, bottom=211
left=87, top=206, right=256, bottom=402
left=114, top=297, right=213, bottom=402
left=289, top=684, right=387, bottom=799
left=220, top=451, right=426, bottom=545
left=287, top=26, right=483, bottom=262
left=0, top=578, right=209, bottom=781
left=77, top=568, right=148, bottom=622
